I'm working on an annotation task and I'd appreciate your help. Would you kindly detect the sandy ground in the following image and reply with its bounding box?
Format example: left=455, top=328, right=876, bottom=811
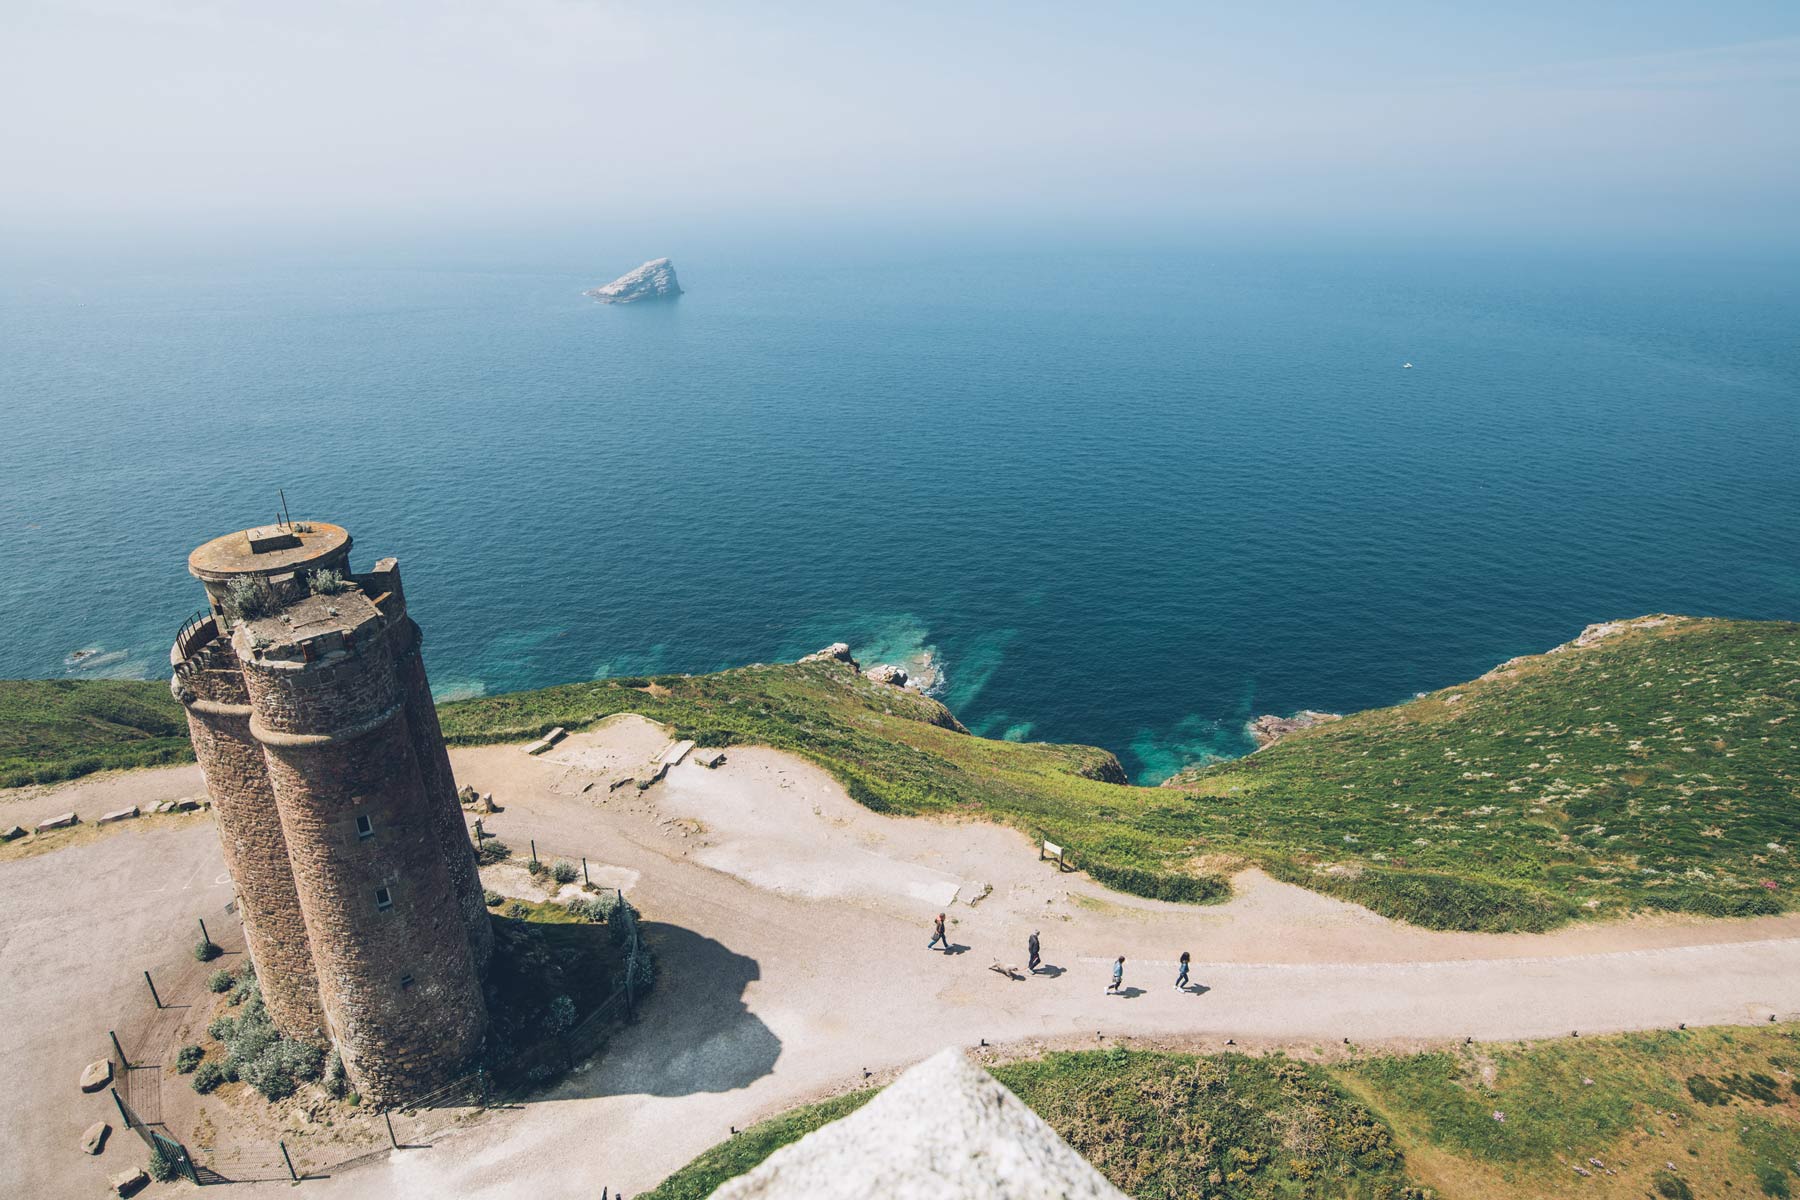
left=6, top=717, right=1799, bottom=1198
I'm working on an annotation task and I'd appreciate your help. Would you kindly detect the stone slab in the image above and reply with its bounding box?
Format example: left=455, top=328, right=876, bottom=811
left=98, top=806, right=140, bottom=825
left=35, top=812, right=78, bottom=833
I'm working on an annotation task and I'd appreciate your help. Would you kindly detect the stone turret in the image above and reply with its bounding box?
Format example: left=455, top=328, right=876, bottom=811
left=171, top=519, right=489, bottom=1103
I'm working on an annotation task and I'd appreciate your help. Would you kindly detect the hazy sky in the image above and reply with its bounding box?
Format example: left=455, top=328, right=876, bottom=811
left=4, top=1, right=1797, bottom=242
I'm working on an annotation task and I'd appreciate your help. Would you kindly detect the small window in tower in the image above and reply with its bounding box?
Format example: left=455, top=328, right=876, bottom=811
left=375, top=887, right=393, bottom=911
left=356, top=814, right=374, bottom=840
left=399, top=974, right=414, bottom=991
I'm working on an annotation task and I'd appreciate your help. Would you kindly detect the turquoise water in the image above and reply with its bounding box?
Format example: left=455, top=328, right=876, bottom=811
left=3, top=238, right=1797, bottom=781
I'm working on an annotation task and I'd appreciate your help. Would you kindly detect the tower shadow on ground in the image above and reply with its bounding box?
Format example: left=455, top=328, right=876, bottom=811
left=556, top=921, right=779, bottom=1101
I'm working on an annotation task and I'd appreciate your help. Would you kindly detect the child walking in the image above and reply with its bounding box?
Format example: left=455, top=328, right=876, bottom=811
left=1107, top=955, right=1125, bottom=993
left=1174, top=951, right=1190, bottom=991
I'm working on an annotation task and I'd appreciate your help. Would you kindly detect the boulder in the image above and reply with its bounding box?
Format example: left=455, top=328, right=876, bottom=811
left=866, top=664, right=909, bottom=687
left=82, top=1120, right=110, bottom=1154
left=696, top=750, right=727, bottom=769
left=79, top=1058, right=113, bottom=1092
left=584, top=257, right=682, bottom=304
left=1, top=825, right=25, bottom=841
left=172, top=798, right=201, bottom=813
left=98, top=806, right=140, bottom=826
left=109, top=1167, right=148, bottom=1197
left=458, top=785, right=480, bottom=807
left=35, top=812, right=78, bottom=833
left=799, top=643, right=857, bottom=667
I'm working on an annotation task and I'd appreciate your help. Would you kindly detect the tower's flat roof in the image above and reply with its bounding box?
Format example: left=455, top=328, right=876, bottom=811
left=189, top=521, right=352, bottom=582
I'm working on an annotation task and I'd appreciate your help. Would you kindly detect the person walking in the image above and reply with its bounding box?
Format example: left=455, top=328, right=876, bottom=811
left=1107, top=955, right=1125, bottom=994
left=927, top=912, right=949, bottom=952
left=1174, top=951, right=1191, bottom=991
left=1027, top=931, right=1042, bottom=973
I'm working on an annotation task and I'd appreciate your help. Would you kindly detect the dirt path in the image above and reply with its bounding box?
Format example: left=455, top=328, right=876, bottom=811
left=7, top=719, right=1799, bottom=1198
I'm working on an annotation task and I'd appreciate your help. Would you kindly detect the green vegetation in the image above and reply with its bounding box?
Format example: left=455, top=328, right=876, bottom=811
left=0, top=679, right=191, bottom=787
left=201, top=973, right=325, bottom=1101
left=8, top=616, right=1795, bottom=931
left=175, top=1044, right=204, bottom=1074
left=646, top=1026, right=1800, bottom=1200
left=438, top=617, right=1799, bottom=930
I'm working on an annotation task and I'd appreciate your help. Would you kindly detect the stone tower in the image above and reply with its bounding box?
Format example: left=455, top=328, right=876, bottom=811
left=171, top=519, right=491, bottom=1104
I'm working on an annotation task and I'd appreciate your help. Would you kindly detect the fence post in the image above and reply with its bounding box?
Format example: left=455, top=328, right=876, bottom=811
left=111, top=1086, right=131, bottom=1129
left=530, top=839, right=538, bottom=867
left=198, top=917, right=210, bottom=946
left=582, top=857, right=589, bottom=885
left=109, top=1029, right=128, bottom=1070
left=144, top=970, right=162, bottom=1009
left=473, top=818, right=484, bottom=849
left=384, top=1110, right=398, bottom=1149
left=279, top=1140, right=297, bottom=1182
left=178, top=1143, right=199, bottom=1184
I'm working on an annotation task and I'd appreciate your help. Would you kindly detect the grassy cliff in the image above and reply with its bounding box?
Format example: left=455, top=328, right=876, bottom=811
left=6, top=616, right=1795, bottom=931
left=642, top=1025, right=1800, bottom=1200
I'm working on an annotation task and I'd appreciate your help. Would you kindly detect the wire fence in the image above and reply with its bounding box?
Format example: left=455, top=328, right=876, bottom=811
left=106, top=878, right=646, bottom=1184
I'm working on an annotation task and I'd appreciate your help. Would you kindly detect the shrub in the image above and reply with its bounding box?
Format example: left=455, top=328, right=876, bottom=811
left=193, top=938, right=222, bottom=962
left=527, top=858, right=548, bottom=878
left=222, top=576, right=277, bottom=621
left=565, top=896, right=611, bottom=923
left=476, top=838, right=511, bottom=865
left=551, top=859, right=579, bottom=885
left=192, top=1061, right=227, bottom=1094
left=147, top=1145, right=178, bottom=1182
left=309, top=568, right=352, bottom=596
left=1085, top=861, right=1229, bottom=904
left=506, top=900, right=530, bottom=919
left=229, top=974, right=259, bottom=1006
left=207, top=968, right=234, bottom=993
left=207, top=1015, right=237, bottom=1042
left=627, top=947, right=656, bottom=992
left=545, top=995, right=576, bottom=1035
left=484, top=889, right=504, bottom=907
left=240, top=1039, right=323, bottom=1101
left=175, top=1045, right=204, bottom=1074
left=610, top=676, right=650, bottom=689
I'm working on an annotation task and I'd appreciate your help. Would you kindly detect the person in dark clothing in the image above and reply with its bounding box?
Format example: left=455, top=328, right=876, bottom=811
left=1174, top=950, right=1191, bottom=991
left=1027, top=930, right=1042, bottom=973
left=927, top=912, right=949, bottom=951
left=1107, top=955, right=1125, bottom=993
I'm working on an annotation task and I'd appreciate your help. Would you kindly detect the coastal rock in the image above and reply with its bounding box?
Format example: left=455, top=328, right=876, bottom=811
left=1073, top=749, right=1130, bottom=785
left=1248, top=710, right=1341, bottom=749
left=713, top=1048, right=1126, bottom=1200
left=866, top=664, right=909, bottom=688
left=584, top=257, right=682, bottom=304
left=799, top=643, right=859, bottom=669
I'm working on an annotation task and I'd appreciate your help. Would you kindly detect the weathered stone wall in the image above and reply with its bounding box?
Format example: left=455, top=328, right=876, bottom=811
left=174, top=647, right=325, bottom=1041
left=393, top=617, right=493, bottom=975
left=240, top=621, right=486, bottom=1104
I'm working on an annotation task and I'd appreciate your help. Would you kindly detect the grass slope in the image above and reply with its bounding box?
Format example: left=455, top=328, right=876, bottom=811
left=7, top=616, right=1795, bottom=931
left=437, top=617, right=1798, bottom=930
left=0, top=678, right=193, bottom=788
left=644, top=1027, right=1800, bottom=1200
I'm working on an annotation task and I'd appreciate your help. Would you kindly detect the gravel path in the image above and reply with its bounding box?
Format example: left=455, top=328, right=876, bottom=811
left=6, top=720, right=1798, bottom=1198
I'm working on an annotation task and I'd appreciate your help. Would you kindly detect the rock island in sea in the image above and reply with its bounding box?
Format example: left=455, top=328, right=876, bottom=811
left=585, top=257, right=682, bottom=303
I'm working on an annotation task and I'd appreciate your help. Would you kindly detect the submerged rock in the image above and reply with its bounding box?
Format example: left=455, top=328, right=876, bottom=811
left=585, top=257, right=682, bottom=304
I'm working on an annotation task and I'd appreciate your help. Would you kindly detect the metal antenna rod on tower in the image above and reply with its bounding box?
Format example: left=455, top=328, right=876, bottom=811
left=279, top=488, right=293, bottom=529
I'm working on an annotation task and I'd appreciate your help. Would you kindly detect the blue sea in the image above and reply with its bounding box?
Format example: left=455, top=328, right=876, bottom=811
left=3, top=233, right=1797, bottom=781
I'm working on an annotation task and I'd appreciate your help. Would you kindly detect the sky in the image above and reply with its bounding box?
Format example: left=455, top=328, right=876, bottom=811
left=3, top=1, right=1798, bottom=246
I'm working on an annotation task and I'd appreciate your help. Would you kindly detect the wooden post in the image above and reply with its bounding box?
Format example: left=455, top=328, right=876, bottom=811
left=582, top=857, right=590, bottom=885
left=384, top=1110, right=398, bottom=1149
left=530, top=839, right=538, bottom=867
left=472, top=818, right=483, bottom=848
left=144, top=970, right=162, bottom=1009
left=111, top=1086, right=131, bottom=1128
left=109, top=1029, right=128, bottom=1069
left=198, top=917, right=210, bottom=946
left=280, top=1140, right=297, bottom=1181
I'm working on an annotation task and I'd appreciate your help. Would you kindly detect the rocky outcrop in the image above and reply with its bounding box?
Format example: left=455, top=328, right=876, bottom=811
left=713, top=1048, right=1126, bottom=1199
left=584, top=257, right=681, bottom=304
left=799, top=643, right=859, bottom=669
left=866, top=664, right=909, bottom=687
left=1073, top=749, right=1129, bottom=785
left=1248, top=709, right=1341, bottom=749
left=1483, top=615, right=1688, bottom=679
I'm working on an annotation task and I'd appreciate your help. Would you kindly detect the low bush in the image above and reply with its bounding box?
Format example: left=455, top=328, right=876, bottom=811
left=206, top=968, right=234, bottom=993
left=208, top=970, right=326, bottom=1101
left=323, top=1050, right=348, bottom=1099
left=175, top=1045, right=204, bottom=1074
left=506, top=901, right=530, bottom=919
left=484, top=889, right=504, bottom=907
left=148, top=1145, right=179, bottom=1182
left=308, top=568, right=352, bottom=596
left=527, top=858, right=549, bottom=878
left=476, top=839, right=511, bottom=865
left=565, top=895, right=612, bottom=923
left=545, top=995, right=576, bottom=1035
left=193, top=938, right=222, bottom=962
left=228, top=974, right=257, bottom=1006
left=192, top=1061, right=227, bottom=1094
left=551, top=859, right=579, bottom=884
left=1084, top=861, right=1229, bottom=904
left=222, top=576, right=277, bottom=621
